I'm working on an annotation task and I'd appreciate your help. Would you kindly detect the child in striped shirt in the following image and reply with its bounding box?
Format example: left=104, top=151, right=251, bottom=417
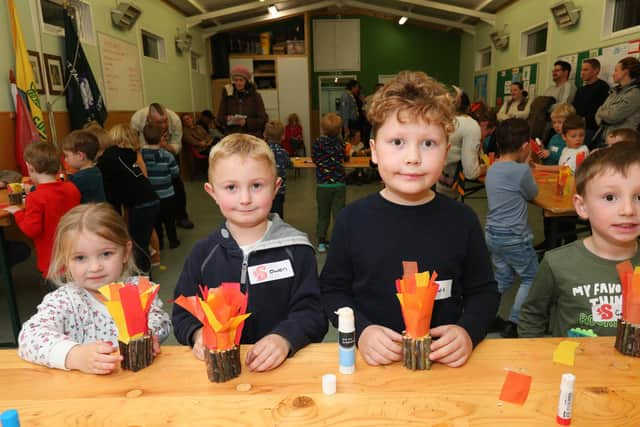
left=141, top=124, right=181, bottom=249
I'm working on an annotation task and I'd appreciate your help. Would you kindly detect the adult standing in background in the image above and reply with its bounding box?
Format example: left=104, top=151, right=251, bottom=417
left=338, top=79, right=361, bottom=138
left=131, top=103, right=194, bottom=229
left=595, top=57, right=640, bottom=143
left=544, top=60, right=576, bottom=107
left=572, top=58, right=610, bottom=149
left=216, top=66, right=268, bottom=138
left=497, top=82, right=532, bottom=122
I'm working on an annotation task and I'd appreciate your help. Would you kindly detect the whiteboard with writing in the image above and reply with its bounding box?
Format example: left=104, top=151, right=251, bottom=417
left=98, top=33, right=144, bottom=111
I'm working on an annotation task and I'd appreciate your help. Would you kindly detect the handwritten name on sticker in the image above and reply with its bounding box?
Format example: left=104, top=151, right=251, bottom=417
left=248, top=259, right=294, bottom=285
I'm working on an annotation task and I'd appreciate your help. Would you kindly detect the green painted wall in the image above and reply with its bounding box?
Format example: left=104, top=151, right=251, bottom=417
left=311, top=15, right=461, bottom=108
left=0, top=0, right=211, bottom=112
left=460, top=0, right=640, bottom=106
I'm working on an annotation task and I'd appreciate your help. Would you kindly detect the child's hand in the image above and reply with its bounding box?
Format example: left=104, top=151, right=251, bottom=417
left=358, top=325, right=403, bottom=366
left=152, top=334, right=161, bottom=356
left=540, top=149, right=550, bottom=159
left=429, top=325, right=472, bottom=367
left=245, top=334, right=290, bottom=372
left=191, top=327, right=205, bottom=360
left=65, top=341, right=122, bottom=374
left=4, top=206, right=23, bottom=214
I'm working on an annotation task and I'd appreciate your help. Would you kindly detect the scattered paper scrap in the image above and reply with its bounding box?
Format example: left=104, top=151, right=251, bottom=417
left=553, top=340, right=580, bottom=367
left=499, top=371, right=532, bottom=405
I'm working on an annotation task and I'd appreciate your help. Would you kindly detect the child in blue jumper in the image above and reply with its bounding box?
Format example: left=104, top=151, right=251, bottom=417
left=484, top=118, right=539, bottom=338
left=264, top=120, right=292, bottom=219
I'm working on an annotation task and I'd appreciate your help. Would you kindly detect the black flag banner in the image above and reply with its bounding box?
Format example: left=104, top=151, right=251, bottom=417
left=64, top=8, right=107, bottom=129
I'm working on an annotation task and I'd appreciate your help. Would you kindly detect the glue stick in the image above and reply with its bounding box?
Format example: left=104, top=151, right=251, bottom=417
left=1, top=409, right=20, bottom=427
left=557, top=373, right=575, bottom=425
left=335, top=307, right=355, bottom=374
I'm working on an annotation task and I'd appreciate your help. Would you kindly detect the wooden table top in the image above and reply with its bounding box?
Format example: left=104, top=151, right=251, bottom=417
left=292, top=156, right=372, bottom=169
left=1, top=338, right=638, bottom=426
left=531, top=169, right=577, bottom=217
left=0, top=189, right=12, bottom=227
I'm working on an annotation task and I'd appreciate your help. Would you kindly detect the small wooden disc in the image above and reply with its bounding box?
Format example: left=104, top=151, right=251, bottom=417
left=125, top=389, right=143, bottom=398
left=236, top=383, right=252, bottom=392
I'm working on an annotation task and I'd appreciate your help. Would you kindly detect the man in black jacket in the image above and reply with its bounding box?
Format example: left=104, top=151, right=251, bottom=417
left=572, top=58, right=611, bottom=149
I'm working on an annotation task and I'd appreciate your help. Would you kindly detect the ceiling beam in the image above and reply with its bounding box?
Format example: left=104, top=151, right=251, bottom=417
left=187, top=2, right=268, bottom=28
left=446, top=0, right=494, bottom=32
left=397, top=0, right=495, bottom=25
left=344, top=0, right=475, bottom=33
left=186, top=0, right=207, bottom=14
left=203, top=1, right=336, bottom=38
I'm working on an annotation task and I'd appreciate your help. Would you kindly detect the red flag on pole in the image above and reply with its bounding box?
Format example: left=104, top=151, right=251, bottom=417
left=10, top=70, right=39, bottom=176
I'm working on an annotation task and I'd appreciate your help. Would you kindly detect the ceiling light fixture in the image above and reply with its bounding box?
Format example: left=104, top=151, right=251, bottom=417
left=398, top=16, right=408, bottom=25
left=268, top=5, right=278, bottom=15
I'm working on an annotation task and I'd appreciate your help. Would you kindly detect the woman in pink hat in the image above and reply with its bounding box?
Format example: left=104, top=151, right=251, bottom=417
left=216, top=66, right=268, bottom=138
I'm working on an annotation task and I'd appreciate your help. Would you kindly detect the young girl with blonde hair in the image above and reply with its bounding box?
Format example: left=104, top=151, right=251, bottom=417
left=19, top=203, right=171, bottom=374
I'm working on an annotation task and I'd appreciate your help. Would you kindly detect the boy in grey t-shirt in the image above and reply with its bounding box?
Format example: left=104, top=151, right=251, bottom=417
left=484, top=118, right=539, bottom=338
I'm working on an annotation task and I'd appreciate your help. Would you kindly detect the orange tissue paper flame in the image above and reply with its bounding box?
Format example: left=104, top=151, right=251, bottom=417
left=396, top=261, right=439, bottom=338
left=174, top=283, right=251, bottom=351
left=97, top=277, right=160, bottom=343
left=617, top=261, right=640, bottom=324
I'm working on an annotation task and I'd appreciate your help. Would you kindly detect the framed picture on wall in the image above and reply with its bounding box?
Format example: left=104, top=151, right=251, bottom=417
left=44, top=53, right=64, bottom=95
left=27, top=50, right=45, bottom=94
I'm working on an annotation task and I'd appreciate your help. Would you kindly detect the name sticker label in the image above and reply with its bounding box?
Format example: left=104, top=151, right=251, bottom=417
left=435, top=279, right=453, bottom=300
left=248, top=259, right=294, bottom=285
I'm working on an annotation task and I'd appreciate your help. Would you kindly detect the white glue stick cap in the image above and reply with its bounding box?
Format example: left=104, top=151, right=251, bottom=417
left=335, top=307, right=354, bottom=332
left=560, top=373, right=575, bottom=390
left=322, top=374, right=336, bottom=395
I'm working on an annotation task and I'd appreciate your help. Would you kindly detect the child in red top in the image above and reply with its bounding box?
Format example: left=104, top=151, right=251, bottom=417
left=283, top=113, right=303, bottom=156
left=6, top=142, right=81, bottom=280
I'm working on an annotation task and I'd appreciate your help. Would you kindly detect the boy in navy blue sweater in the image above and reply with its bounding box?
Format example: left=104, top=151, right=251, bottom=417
left=172, top=133, right=327, bottom=372
left=62, top=130, right=106, bottom=204
left=264, top=120, right=292, bottom=219
left=320, top=71, right=499, bottom=368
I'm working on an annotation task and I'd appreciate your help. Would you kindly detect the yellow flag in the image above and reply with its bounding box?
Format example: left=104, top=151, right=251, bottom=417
left=8, top=0, right=47, bottom=142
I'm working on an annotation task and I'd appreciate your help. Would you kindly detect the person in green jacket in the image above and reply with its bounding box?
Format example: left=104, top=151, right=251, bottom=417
left=519, top=141, right=640, bottom=337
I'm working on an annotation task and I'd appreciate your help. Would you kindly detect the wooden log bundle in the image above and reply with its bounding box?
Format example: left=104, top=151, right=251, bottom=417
left=206, top=346, right=241, bottom=382
left=119, top=334, right=154, bottom=372
left=615, top=319, right=640, bottom=357
left=403, top=334, right=432, bottom=370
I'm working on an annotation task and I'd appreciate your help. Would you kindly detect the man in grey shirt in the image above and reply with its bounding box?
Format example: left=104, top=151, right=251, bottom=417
left=544, top=60, right=577, bottom=108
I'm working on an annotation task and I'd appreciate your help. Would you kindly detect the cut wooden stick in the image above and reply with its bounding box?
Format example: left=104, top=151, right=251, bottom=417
left=403, top=333, right=432, bottom=370
left=206, top=346, right=241, bottom=382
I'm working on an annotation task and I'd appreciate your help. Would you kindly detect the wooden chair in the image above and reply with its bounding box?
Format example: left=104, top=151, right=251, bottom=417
left=450, top=161, right=485, bottom=203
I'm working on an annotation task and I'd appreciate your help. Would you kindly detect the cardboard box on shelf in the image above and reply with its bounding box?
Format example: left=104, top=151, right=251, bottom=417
left=286, top=40, right=304, bottom=54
